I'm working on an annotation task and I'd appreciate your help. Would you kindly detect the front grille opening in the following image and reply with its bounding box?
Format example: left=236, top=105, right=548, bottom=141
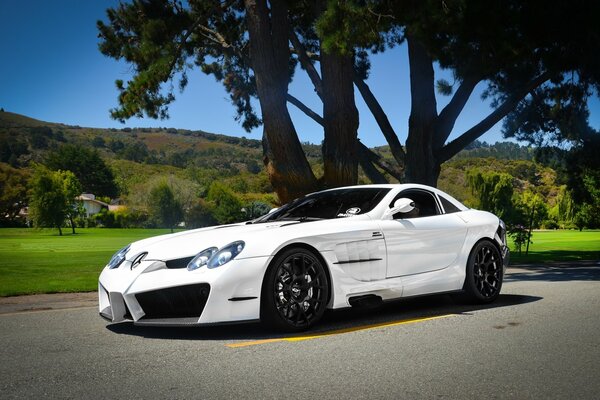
left=136, top=283, right=210, bottom=320
left=165, top=256, right=194, bottom=269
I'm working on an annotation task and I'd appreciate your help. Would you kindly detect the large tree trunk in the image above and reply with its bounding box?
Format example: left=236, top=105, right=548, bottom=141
left=244, top=0, right=318, bottom=203
left=404, top=36, right=441, bottom=186
left=320, top=49, right=359, bottom=187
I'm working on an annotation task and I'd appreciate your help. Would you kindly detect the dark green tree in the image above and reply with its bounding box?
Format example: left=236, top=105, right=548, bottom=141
left=29, top=166, right=82, bottom=236
left=98, top=0, right=600, bottom=199
left=242, top=200, right=271, bottom=219
left=97, top=0, right=369, bottom=202
left=185, top=198, right=217, bottom=228
left=466, top=169, right=515, bottom=222
left=61, top=170, right=83, bottom=234
left=206, top=182, right=244, bottom=224
left=149, top=180, right=183, bottom=232
left=45, top=144, right=119, bottom=198
left=318, top=0, right=600, bottom=185
left=0, top=164, right=29, bottom=227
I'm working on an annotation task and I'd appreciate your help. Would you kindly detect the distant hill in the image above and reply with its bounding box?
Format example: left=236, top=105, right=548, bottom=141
left=1, top=110, right=557, bottom=207
left=0, top=111, right=58, bottom=128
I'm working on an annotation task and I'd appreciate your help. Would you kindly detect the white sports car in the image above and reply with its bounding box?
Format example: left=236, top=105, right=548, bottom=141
left=99, top=184, right=509, bottom=331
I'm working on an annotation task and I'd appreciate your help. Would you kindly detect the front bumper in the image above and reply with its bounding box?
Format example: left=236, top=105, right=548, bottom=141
left=98, top=256, right=270, bottom=326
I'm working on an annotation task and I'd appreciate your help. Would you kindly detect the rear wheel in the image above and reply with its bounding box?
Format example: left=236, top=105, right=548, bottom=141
left=463, top=240, right=503, bottom=303
left=261, top=248, right=329, bottom=332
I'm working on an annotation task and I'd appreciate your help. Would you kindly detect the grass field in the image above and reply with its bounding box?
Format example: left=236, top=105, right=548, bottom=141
left=0, top=228, right=174, bottom=296
left=0, top=228, right=599, bottom=297
left=509, top=230, right=600, bottom=264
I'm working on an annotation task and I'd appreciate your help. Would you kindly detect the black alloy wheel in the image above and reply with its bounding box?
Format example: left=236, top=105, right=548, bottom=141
left=463, top=240, right=503, bottom=303
left=261, top=248, right=329, bottom=332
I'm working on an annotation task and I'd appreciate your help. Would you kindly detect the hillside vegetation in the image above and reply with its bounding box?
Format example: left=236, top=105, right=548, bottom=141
left=0, top=110, right=580, bottom=232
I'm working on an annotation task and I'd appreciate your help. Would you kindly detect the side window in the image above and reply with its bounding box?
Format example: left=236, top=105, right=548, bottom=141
left=438, top=195, right=461, bottom=214
left=390, top=190, right=441, bottom=219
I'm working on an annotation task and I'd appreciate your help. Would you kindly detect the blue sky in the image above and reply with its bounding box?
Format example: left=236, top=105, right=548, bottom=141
left=1, top=0, right=599, bottom=148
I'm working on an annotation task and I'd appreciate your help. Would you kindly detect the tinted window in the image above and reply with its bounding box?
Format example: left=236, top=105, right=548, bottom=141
left=390, top=189, right=441, bottom=219
left=258, top=188, right=390, bottom=221
left=439, top=195, right=461, bottom=213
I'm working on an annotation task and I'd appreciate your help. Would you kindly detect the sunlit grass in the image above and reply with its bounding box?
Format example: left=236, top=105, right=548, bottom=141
left=508, top=230, right=600, bottom=264
left=0, top=228, right=598, bottom=297
left=0, top=228, right=173, bottom=296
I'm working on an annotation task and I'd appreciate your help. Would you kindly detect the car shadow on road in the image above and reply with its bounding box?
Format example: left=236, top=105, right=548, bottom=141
left=106, top=293, right=541, bottom=342
left=506, top=260, right=600, bottom=282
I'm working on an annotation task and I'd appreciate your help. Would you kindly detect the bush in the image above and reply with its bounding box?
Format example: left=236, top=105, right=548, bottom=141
left=508, top=224, right=530, bottom=255
left=242, top=201, right=271, bottom=219
left=185, top=199, right=217, bottom=228
left=207, top=182, right=244, bottom=224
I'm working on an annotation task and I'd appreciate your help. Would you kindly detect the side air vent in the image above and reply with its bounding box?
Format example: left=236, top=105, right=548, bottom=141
left=165, top=256, right=194, bottom=269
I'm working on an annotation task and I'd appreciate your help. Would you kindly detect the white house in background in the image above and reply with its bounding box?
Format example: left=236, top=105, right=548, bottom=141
left=76, top=193, right=109, bottom=217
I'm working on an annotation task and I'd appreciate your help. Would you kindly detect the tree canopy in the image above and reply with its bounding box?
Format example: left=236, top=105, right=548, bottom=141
left=28, top=166, right=82, bottom=235
left=148, top=180, right=183, bottom=232
left=98, top=0, right=600, bottom=202
left=0, top=164, right=29, bottom=227
left=45, top=144, right=118, bottom=198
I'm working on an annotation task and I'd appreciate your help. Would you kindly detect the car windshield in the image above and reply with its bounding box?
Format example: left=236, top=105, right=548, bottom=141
left=255, top=188, right=390, bottom=222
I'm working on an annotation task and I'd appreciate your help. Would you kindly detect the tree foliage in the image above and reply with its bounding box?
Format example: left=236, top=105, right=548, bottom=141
left=148, top=180, right=183, bottom=232
left=0, top=164, right=29, bottom=227
left=45, top=144, right=118, bottom=198
left=466, top=169, right=514, bottom=221
left=97, top=0, right=600, bottom=201
left=206, top=181, right=243, bottom=224
left=185, top=198, right=217, bottom=228
left=28, top=166, right=82, bottom=235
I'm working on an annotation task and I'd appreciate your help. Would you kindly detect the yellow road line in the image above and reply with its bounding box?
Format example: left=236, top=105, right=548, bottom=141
left=226, top=314, right=455, bottom=348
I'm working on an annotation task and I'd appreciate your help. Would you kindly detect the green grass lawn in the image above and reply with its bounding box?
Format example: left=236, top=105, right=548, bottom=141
left=0, top=228, right=598, bottom=297
left=509, top=230, right=600, bottom=264
left=0, top=228, right=174, bottom=296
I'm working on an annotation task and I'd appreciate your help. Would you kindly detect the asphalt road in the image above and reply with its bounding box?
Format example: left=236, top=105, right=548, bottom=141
left=1, top=262, right=599, bottom=399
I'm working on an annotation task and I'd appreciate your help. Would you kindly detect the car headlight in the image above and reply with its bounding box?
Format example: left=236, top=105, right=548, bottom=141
left=187, top=247, right=218, bottom=271
left=207, top=241, right=245, bottom=269
left=107, top=244, right=131, bottom=269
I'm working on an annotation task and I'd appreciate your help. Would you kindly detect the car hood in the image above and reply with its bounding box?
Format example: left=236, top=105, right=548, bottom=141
left=123, top=215, right=377, bottom=262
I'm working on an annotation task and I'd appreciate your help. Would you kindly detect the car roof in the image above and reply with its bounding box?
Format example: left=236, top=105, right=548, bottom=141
left=316, top=183, right=439, bottom=192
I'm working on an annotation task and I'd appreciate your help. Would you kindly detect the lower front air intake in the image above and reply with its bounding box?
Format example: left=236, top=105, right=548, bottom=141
left=135, top=283, right=210, bottom=320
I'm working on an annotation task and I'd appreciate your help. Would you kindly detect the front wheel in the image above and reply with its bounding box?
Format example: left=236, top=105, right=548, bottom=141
left=261, top=248, right=329, bottom=332
left=463, top=240, right=503, bottom=303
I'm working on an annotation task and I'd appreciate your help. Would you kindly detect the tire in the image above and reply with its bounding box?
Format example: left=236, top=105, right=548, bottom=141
left=261, top=247, right=329, bottom=332
left=462, top=240, right=503, bottom=303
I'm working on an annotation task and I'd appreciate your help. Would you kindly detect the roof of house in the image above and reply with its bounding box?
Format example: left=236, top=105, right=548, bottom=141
left=76, top=194, right=109, bottom=207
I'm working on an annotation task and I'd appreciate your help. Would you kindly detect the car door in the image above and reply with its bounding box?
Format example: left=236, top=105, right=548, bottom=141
left=379, top=189, right=468, bottom=278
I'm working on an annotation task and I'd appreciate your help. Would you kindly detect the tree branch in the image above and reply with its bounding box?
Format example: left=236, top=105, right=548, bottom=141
left=289, top=29, right=323, bottom=99
left=286, top=94, right=324, bottom=125
left=165, top=18, right=204, bottom=80
left=358, top=142, right=403, bottom=181
left=435, top=76, right=479, bottom=148
left=358, top=146, right=389, bottom=184
left=353, top=74, right=406, bottom=166
left=438, top=71, right=552, bottom=162
left=197, top=24, right=232, bottom=49
left=286, top=94, right=402, bottom=181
